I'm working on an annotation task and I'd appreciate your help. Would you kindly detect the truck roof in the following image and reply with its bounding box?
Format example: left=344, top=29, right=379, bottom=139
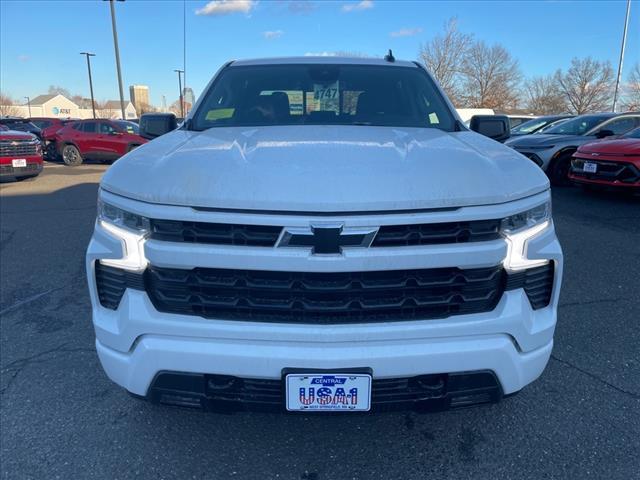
left=231, top=56, right=418, bottom=68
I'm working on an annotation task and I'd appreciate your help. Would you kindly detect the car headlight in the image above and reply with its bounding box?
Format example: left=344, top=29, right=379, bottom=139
left=527, top=145, right=555, bottom=150
left=97, top=198, right=150, bottom=271
left=500, top=200, right=551, bottom=272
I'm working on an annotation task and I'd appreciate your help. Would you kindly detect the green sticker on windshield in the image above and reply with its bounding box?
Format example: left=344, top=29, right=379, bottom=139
left=206, top=108, right=234, bottom=121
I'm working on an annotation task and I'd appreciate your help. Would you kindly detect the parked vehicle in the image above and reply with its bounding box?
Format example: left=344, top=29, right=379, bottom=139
left=55, top=119, right=148, bottom=166
left=0, top=128, right=43, bottom=181
left=505, top=113, right=640, bottom=184
left=0, top=117, right=42, bottom=140
left=29, top=117, right=78, bottom=159
left=506, top=115, right=538, bottom=129
left=510, top=115, right=574, bottom=137
left=87, top=56, right=563, bottom=413
left=569, top=127, right=640, bottom=191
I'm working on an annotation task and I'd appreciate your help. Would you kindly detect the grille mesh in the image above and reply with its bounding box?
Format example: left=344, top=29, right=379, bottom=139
left=0, top=139, right=38, bottom=157
left=143, top=265, right=506, bottom=323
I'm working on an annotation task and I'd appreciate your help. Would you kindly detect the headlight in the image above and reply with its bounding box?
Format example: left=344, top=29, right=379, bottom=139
left=527, top=145, right=555, bottom=150
left=97, top=198, right=150, bottom=271
left=501, top=200, right=551, bottom=272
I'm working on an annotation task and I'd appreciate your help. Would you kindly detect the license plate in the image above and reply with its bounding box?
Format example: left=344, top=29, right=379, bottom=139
left=12, top=159, right=27, bottom=168
left=583, top=162, right=597, bottom=173
left=285, top=373, right=372, bottom=411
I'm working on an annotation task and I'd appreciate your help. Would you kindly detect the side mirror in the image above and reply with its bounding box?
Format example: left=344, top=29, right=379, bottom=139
left=469, top=115, right=511, bottom=142
left=139, top=113, right=178, bottom=140
left=595, top=129, right=614, bottom=139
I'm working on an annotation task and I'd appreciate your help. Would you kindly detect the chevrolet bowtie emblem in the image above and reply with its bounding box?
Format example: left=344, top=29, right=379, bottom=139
left=277, top=224, right=378, bottom=254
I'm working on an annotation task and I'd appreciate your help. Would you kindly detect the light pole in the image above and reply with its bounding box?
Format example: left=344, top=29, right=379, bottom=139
left=612, top=0, right=631, bottom=112
left=174, top=69, right=184, bottom=118
left=106, top=0, right=126, bottom=120
left=24, top=96, right=31, bottom=117
left=80, top=52, right=97, bottom=119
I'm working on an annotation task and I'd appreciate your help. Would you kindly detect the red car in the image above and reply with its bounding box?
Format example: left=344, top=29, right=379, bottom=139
left=0, top=126, right=44, bottom=181
left=570, top=127, right=640, bottom=191
left=55, top=119, right=148, bottom=166
left=29, top=117, right=78, bottom=159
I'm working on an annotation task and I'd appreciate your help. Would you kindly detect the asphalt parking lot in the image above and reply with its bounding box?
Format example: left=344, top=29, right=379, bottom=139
left=1, top=163, right=639, bottom=480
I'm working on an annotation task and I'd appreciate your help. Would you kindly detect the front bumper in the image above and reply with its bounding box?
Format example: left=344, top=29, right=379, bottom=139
left=0, top=159, right=43, bottom=179
left=87, top=190, right=563, bottom=408
left=570, top=155, right=640, bottom=189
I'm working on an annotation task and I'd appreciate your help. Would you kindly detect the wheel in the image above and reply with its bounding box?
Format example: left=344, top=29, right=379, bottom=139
left=548, top=152, right=573, bottom=186
left=127, top=144, right=140, bottom=153
left=62, top=144, right=83, bottom=166
left=44, top=142, right=59, bottom=161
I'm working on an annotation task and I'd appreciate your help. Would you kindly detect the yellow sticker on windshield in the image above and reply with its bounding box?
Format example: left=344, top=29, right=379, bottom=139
left=206, top=108, right=234, bottom=121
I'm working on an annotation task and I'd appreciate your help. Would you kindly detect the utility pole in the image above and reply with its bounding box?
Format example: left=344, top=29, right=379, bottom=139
left=174, top=69, right=184, bottom=118
left=24, top=97, right=31, bottom=117
left=107, top=0, right=127, bottom=120
left=183, top=0, right=187, bottom=114
left=80, top=52, right=97, bottom=119
left=612, top=0, right=631, bottom=112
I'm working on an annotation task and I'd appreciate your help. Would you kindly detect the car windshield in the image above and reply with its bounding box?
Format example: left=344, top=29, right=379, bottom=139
left=192, top=64, right=456, bottom=131
left=115, top=120, right=139, bottom=134
left=544, top=115, right=613, bottom=135
left=537, top=118, right=570, bottom=133
left=622, top=127, right=640, bottom=139
left=511, top=118, right=551, bottom=134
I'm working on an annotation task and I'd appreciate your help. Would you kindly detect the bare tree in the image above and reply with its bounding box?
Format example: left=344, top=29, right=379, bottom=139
left=47, top=85, right=72, bottom=98
left=523, top=75, right=567, bottom=114
left=622, top=62, right=640, bottom=111
left=459, top=41, right=521, bottom=110
left=0, top=93, right=22, bottom=117
left=554, top=57, right=613, bottom=114
left=93, top=100, right=113, bottom=119
left=137, top=102, right=157, bottom=115
left=418, top=17, right=472, bottom=106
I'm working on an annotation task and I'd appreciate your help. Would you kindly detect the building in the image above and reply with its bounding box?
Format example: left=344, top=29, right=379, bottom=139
left=129, top=85, right=150, bottom=110
left=183, top=87, right=195, bottom=107
left=1, top=94, right=137, bottom=120
left=102, top=100, right=138, bottom=120
left=19, top=94, right=81, bottom=118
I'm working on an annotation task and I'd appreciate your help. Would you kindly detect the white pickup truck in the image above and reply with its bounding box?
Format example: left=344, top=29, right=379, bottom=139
left=86, top=56, right=562, bottom=413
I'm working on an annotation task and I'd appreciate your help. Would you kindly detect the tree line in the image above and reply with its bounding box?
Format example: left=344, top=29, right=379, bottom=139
left=419, top=18, right=640, bottom=114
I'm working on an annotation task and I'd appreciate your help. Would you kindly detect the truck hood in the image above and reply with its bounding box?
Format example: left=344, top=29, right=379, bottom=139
left=101, top=125, right=549, bottom=212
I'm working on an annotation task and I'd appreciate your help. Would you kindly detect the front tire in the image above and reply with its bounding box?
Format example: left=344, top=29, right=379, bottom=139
left=62, top=145, right=83, bottom=166
left=548, top=152, right=573, bottom=186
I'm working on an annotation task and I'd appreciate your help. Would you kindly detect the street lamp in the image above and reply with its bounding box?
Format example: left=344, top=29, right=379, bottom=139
left=106, top=0, right=126, bottom=120
left=24, top=96, right=31, bottom=117
left=80, top=52, right=97, bottom=119
left=174, top=69, right=184, bottom=118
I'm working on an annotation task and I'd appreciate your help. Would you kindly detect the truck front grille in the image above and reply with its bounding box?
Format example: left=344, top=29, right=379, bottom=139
left=149, top=218, right=501, bottom=247
left=143, top=265, right=506, bottom=323
left=0, top=139, right=39, bottom=157
left=95, top=262, right=555, bottom=318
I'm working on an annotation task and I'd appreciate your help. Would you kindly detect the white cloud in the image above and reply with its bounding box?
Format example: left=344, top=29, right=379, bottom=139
left=263, top=30, right=284, bottom=40
left=390, top=27, right=423, bottom=38
left=195, top=0, right=256, bottom=16
left=341, top=0, right=373, bottom=13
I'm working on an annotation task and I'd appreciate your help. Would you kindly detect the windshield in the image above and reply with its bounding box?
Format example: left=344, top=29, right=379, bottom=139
left=544, top=115, right=613, bottom=135
left=192, top=64, right=456, bottom=131
left=623, top=127, right=640, bottom=139
left=511, top=118, right=551, bottom=134
left=115, top=120, right=139, bottom=134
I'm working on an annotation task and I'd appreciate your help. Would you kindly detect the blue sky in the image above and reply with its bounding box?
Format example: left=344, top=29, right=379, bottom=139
left=1, top=0, right=638, bottom=107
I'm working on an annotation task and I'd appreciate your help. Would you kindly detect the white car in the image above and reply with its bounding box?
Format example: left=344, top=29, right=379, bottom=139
left=86, top=56, right=563, bottom=413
